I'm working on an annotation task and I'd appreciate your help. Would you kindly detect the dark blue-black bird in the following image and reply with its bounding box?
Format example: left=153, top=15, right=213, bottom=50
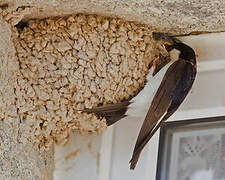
left=81, top=32, right=197, bottom=170
left=130, top=32, right=197, bottom=169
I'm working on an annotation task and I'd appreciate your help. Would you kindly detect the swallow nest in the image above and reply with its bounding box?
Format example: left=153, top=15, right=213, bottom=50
left=6, top=14, right=156, bottom=149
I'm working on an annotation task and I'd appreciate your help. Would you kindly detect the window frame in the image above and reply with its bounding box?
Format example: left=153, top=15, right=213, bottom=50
left=156, top=116, right=225, bottom=180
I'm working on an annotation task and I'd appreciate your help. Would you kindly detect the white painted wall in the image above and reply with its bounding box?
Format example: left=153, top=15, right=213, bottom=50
left=54, top=32, right=225, bottom=180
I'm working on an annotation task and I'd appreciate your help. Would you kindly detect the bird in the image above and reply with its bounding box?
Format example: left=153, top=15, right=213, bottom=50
left=130, top=33, right=197, bottom=169
left=81, top=32, right=197, bottom=170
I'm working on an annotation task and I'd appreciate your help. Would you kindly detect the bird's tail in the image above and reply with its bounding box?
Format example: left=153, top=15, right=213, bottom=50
left=129, top=108, right=177, bottom=169
left=80, top=101, right=132, bottom=126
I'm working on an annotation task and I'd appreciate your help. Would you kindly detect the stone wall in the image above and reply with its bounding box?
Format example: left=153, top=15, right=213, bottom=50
left=2, top=0, right=225, bottom=34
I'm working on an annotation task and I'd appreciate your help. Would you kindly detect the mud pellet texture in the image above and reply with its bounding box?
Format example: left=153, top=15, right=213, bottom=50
left=11, top=14, right=156, bottom=149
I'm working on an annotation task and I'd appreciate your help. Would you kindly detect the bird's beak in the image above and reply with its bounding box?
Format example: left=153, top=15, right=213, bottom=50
left=162, top=42, right=173, bottom=56
left=156, top=41, right=173, bottom=57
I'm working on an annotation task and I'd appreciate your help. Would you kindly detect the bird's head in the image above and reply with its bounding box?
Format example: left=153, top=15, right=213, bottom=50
left=152, top=32, right=180, bottom=56
left=152, top=32, right=182, bottom=63
left=152, top=32, right=196, bottom=65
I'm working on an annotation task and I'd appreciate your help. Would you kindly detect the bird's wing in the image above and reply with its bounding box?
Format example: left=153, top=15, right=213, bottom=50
left=81, top=101, right=131, bottom=126
left=130, top=59, right=191, bottom=169
left=169, top=61, right=197, bottom=107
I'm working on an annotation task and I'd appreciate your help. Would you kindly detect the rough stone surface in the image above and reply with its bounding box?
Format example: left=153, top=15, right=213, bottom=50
left=1, top=0, right=225, bottom=34
left=0, top=13, right=54, bottom=180
left=0, top=121, right=54, bottom=180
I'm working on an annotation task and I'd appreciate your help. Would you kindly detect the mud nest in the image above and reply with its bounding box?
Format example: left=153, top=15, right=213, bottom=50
left=6, top=14, right=156, bottom=149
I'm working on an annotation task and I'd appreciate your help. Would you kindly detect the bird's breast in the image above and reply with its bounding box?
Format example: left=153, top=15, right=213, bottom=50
left=126, top=63, right=171, bottom=118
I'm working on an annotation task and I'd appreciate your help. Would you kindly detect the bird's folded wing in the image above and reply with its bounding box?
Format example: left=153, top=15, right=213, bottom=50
left=130, top=59, right=187, bottom=169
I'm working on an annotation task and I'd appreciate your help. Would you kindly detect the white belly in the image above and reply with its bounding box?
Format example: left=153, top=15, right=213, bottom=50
left=127, top=63, right=171, bottom=118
